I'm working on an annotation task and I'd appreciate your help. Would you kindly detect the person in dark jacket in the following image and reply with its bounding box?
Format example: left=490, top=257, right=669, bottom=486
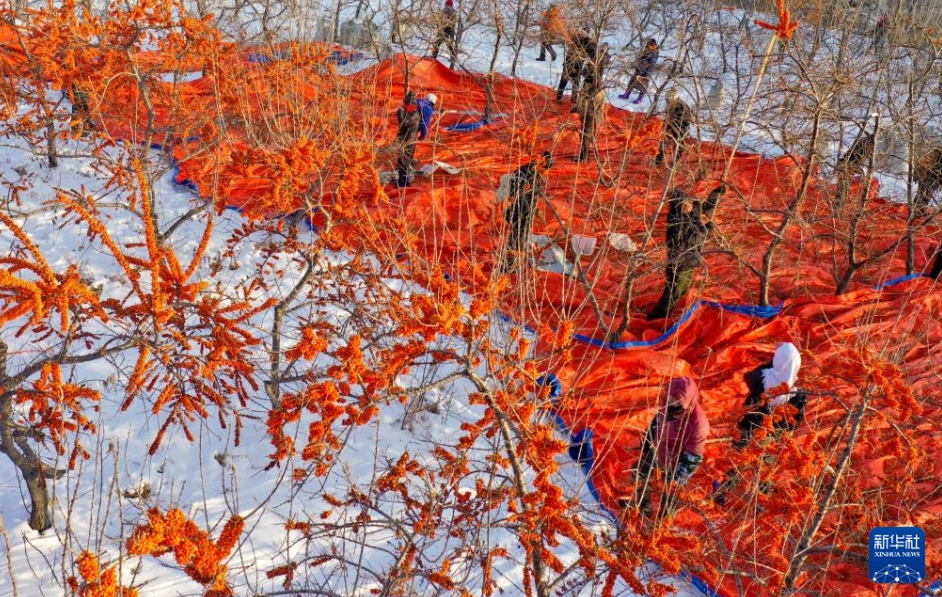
left=871, top=13, right=889, bottom=54
left=619, top=38, right=659, bottom=104
left=835, top=128, right=875, bottom=208
left=647, top=184, right=725, bottom=320
left=556, top=32, right=593, bottom=104
left=655, top=91, right=693, bottom=166
left=395, top=93, right=437, bottom=188
left=732, top=342, right=806, bottom=449
left=395, top=91, right=422, bottom=188
left=913, top=146, right=942, bottom=215
left=431, top=0, right=458, bottom=62
left=581, top=41, right=610, bottom=94
left=501, top=152, right=554, bottom=271
left=620, top=377, right=710, bottom=517
left=713, top=343, right=806, bottom=504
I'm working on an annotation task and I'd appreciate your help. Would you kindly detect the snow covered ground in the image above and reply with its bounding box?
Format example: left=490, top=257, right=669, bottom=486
left=0, top=117, right=709, bottom=597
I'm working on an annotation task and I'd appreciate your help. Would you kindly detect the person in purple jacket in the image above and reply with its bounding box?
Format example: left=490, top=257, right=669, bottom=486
left=618, top=38, right=659, bottom=104
left=621, top=376, right=710, bottom=517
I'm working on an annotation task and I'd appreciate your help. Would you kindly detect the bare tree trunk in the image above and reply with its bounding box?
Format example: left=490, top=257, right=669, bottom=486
left=45, top=118, right=57, bottom=169
left=608, top=258, right=640, bottom=344
left=759, top=109, right=822, bottom=306
left=906, top=81, right=916, bottom=275
left=468, top=370, right=550, bottom=597
left=0, top=342, right=55, bottom=533
left=835, top=116, right=881, bottom=295
left=482, top=20, right=502, bottom=122
left=266, top=262, right=317, bottom=408
left=508, top=0, right=531, bottom=76
left=332, top=0, right=343, bottom=44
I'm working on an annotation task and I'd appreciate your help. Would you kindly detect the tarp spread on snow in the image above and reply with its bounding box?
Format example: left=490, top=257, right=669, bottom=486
left=2, top=31, right=939, bottom=595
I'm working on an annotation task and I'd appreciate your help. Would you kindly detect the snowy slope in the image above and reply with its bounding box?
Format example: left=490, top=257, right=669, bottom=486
left=4, top=1, right=933, bottom=596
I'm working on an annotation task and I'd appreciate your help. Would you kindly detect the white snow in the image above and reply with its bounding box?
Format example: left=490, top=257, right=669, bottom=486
left=4, top=1, right=928, bottom=596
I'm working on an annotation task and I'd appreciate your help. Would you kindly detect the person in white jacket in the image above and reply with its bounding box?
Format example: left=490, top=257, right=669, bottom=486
left=733, top=342, right=806, bottom=449
left=714, top=342, right=807, bottom=504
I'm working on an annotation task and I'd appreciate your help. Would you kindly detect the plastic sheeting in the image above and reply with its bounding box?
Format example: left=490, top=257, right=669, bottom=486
left=2, top=31, right=939, bottom=594
left=105, top=51, right=942, bottom=597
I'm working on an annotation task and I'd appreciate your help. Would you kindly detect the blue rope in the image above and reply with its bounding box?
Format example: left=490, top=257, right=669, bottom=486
left=873, top=272, right=924, bottom=290
left=511, top=269, right=927, bottom=352
left=326, top=49, right=365, bottom=65
left=445, top=118, right=493, bottom=133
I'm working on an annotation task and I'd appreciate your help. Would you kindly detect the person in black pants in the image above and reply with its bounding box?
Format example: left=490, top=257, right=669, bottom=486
left=431, top=0, right=458, bottom=62
left=619, top=38, right=659, bottom=104
left=647, top=184, right=725, bottom=320
left=556, top=32, right=593, bottom=104
left=501, top=152, right=554, bottom=271
left=713, top=342, right=807, bottom=504
left=395, top=91, right=421, bottom=188
left=655, top=92, right=693, bottom=166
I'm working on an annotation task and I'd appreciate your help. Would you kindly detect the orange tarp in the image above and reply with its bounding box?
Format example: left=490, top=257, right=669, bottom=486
left=1, top=34, right=938, bottom=594
left=104, top=51, right=942, bottom=595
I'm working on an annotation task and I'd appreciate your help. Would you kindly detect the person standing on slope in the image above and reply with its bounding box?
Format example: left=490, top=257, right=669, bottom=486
left=556, top=31, right=593, bottom=104
left=835, top=126, right=875, bottom=208
left=431, top=0, right=459, bottom=63
left=501, top=152, right=554, bottom=271
left=536, top=4, right=565, bottom=62
left=395, top=91, right=422, bottom=188
left=655, top=90, right=693, bottom=166
left=647, top=184, right=725, bottom=321
left=619, top=38, right=659, bottom=104
left=395, top=93, right=437, bottom=188
left=622, top=376, right=710, bottom=517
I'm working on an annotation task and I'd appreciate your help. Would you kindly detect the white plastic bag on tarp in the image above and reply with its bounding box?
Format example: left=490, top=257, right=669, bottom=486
left=417, top=161, right=462, bottom=176
left=531, top=235, right=576, bottom=276
left=539, top=244, right=576, bottom=276
left=608, top=232, right=637, bottom=252
left=570, top=234, right=597, bottom=256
